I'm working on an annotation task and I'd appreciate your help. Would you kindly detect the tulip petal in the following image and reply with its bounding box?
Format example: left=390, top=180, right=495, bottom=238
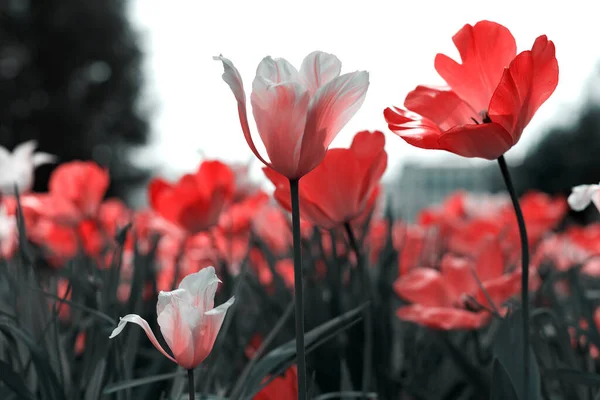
left=440, top=255, right=478, bottom=299
left=434, top=21, right=517, bottom=113
left=32, top=152, right=57, bottom=167
left=393, top=268, right=455, bottom=307
left=178, top=266, right=220, bottom=311
left=404, top=86, right=480, bottom=128
left=568, top=184, right=600, bottom=212
left=109, top=314, right=176, bottom=363
left=438, top=123, right=514, bottom=160
left=192, top=296, right=235, bottom=366
left=383, top=107, right=445, bottom=150
left=488, top=36, right=558, bottom=142
left=157, top=299, right=195, bottom=368
left=302, top=71, right=369, bottom=167
left=396, top=304, right=490, bottom=330
left=255, top=56, right=301, bottom=84
left=251, top=80, right=311, bottom=179
left=214, top=55, right=272, bottom=169
left=299, top=51, right=342, bottom=95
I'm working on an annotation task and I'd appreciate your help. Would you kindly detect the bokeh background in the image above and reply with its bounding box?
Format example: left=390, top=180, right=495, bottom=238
left=3, top=0, right=600, bottom=219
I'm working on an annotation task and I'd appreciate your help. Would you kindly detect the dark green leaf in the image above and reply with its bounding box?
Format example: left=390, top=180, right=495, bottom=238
left=0, top=359, right=36, bottom=400
left=103, top=371, right=186, bottom=394
left=241, top=303, right=366, bottom=399
left=492, top=310, right=541, bottom=400
left=543, top=368, right=600, bottom=387
left=490, top=358, right=519, bottom=400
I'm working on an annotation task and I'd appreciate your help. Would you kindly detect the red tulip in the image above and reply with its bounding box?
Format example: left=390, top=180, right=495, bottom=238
left=263, top=131, right=387, bottom=229
left=215, top=52, right=369, bottom=180
left=384, top=20, right=558, bottom=160
left=149, top=160, right=235, bottom=234
left=254, top=366, right=298, bottom=400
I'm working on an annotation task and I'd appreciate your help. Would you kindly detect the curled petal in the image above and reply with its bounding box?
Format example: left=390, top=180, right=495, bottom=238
left=193, top=296, right=236, bottom=366
left=214, top=55, right=272, bottom=169
left=109, top=314, right=176, bottom=363
left=404, top=86, right=479, bottom=129
left=396, top=304, right=490, bottom=330
left=32, top=152, right=57, bottom=167
left=383, top=107, right=445, bottom=150
left=568, top=184, right=600, bottom=212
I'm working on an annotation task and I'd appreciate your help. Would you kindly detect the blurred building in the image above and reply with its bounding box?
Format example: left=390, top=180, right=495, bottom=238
left=392, top=157, right=497, bottom=221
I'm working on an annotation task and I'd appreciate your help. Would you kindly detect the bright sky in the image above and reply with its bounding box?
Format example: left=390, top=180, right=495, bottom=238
left=129, top=0, right=600, bottom=183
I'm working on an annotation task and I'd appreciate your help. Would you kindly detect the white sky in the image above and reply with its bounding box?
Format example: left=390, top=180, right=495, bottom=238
left=129, top=0, right=600, bottom=183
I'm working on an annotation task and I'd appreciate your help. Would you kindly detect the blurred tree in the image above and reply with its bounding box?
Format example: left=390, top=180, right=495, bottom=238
left=0, top=0, right=149, bottom=201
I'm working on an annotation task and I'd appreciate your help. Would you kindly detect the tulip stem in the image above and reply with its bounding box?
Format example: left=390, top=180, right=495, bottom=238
left=497, top=155, right=530, bottom=400
left=289, top=178, right=308, bottom=400
left=187, top=369, right=195, bottom=400
left=344, top=222, right=372, bottom=399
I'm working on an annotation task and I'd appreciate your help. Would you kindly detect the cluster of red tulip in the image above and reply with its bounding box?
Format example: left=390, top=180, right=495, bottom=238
left=1, top=19, right=576, bottom=400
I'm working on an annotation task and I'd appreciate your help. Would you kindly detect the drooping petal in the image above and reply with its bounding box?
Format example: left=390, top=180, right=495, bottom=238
left=251, top=80, right=311, bottom=179
left=404, top=86, right=480, bottom=128
left=299, top=51, right=341, bottom=95
left=302, top=71, right=369, bottom=172
left=214, top=55, right=272, bottom=169
left=109, top=314, right=176, bottom=363
left=255, top=56, right=301, bottom=85
left=393, top=268, right=455, bottom=307
left=568, top=184, right=600, bottom=212
left=488, top=35, right=558, bottom=143
left=178, top=266, right=220, bottom=312
left=438, top=123, right=514, bottom=160
left=434, top=21, right=517, bottom=113
left=396, top=304, right=490, bottom=330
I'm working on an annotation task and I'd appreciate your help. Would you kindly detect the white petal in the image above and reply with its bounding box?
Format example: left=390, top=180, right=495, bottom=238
left=109, top=314, right=176, bottom=363
left=12, top=140, right=38, bottom=160
left=157, top=288, right=189, bottom=317
left=568, top=184, right=600, bottom=211
left=32, top=152, right=57, bottom=167
left=305, top=70, right=370, bottom=149
left=157, top=301, right=195, bottom=368
left=204, top=296, right=235, bottom=316
left=178, top=266, right=220, bottom=311
left=255, top=56, right=301, bottom=85
left=300, top=51, right=342, bottom=95
left=213, top=55, right=247, bottom=105
left=0, top=146, right=10, bottom=164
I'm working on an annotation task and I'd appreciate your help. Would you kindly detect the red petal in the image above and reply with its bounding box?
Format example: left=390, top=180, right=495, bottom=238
left=440, top=254, right=478, bottom=298
left=404, top=86, right=479, bottom=129
left=488, top=35, right=558, bottom=143
left=438, top=123, right=514, bottom=160
left=384, top=106, right=445, bottom=150
left=393, top=268, right=454, bottom=307
left=435, top=21, right=517, bottom=113
left=396, top=304, right=490, bottom=330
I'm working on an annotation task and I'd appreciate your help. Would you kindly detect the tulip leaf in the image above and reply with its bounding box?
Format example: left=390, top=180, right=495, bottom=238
left=103, top=371, right=186, bottom=394
left=490, top=358, right=519, bottom=400
left=491, top=309, right=541, bottom=400
left=240, top=303, right=366, bottom=399
left=0, top=359, right=36, bottom=400
left=543, top=368, right=600, bottom=387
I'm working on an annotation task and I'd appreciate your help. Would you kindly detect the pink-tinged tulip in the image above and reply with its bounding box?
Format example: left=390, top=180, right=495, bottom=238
left=0, top=140, right=56, bottom=194
left=568, top=183, right=600, bottom=212
left=215, top=51, right=369, bottom=180
left=109, top=267, right=235, bottom=369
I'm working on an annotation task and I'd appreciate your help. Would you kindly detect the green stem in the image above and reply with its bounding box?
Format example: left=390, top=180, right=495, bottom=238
left=187, top=369, right=195, bottom=400
left=497, top=155, right=530, bottom=400
left=344, top=222, right=372, bottom=399
left=290, top=178, right=307, bottom=400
